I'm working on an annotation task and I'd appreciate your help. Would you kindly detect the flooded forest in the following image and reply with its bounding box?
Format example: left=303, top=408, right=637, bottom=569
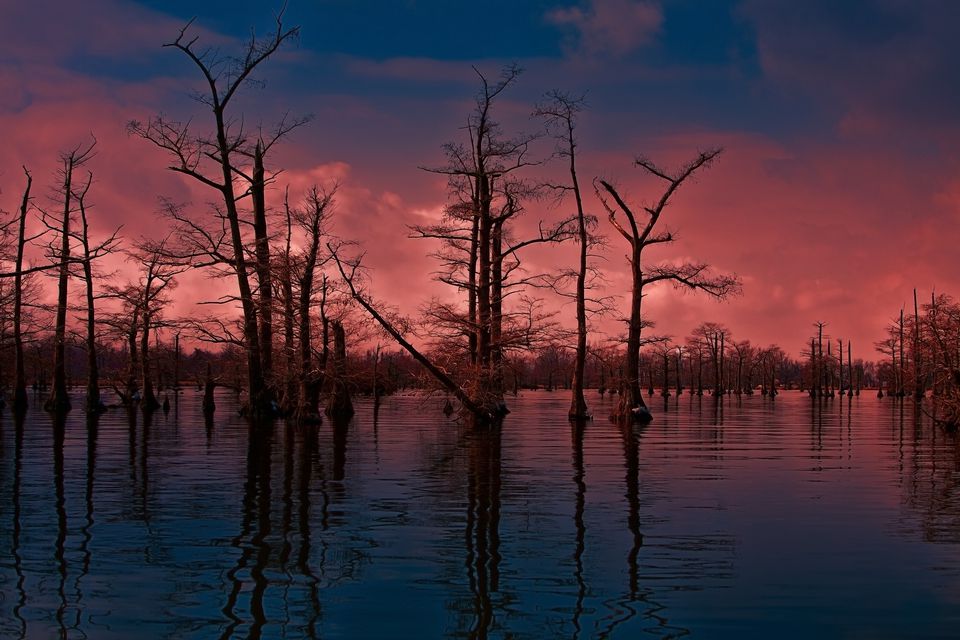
left=2, top=6, right=960, bottom=639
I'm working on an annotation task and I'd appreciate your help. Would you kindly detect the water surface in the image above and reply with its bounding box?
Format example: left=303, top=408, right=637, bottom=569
left=1, top=390, right=959, bottom=638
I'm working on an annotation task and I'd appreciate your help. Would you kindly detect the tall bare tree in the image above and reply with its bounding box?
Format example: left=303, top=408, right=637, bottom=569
left=130, top=10, right=305, bottom=418
left=596, top=149, right=739, bottom=421
left=291, top=186, right=334, bottom=424
left=74, top=173, right=122, bottom=413
left=12, top=168, right=34, bottom=412
left=44, top=141, right=96, bottom=413
left=409, top=67, right=573, bottom=417
left=535, top=92, right=597, bottom=420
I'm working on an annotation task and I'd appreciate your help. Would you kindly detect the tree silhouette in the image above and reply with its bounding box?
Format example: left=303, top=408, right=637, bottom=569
left=597, top=150, right=739, bottom=420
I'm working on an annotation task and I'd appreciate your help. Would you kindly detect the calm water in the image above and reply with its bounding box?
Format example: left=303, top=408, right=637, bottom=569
left=1, top=390, right=959, bottom=639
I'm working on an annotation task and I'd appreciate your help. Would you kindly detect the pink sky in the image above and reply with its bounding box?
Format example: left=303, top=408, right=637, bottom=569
left=3, top=0, right=959, bottom=359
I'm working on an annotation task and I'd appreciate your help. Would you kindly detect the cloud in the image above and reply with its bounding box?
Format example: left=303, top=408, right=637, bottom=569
left=740, top=0, right=960, bottom=137
left=547, top=0, right=662, bottom=58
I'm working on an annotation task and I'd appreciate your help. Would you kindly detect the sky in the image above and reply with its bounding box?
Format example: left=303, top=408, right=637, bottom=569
left=2, top=0, right=959, bottom=358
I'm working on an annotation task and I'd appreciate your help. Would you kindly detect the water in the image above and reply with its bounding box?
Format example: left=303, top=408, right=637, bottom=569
left=1, top=389, right=959, bottom=639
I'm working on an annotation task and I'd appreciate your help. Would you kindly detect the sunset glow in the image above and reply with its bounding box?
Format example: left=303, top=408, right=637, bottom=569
left=4, top=0, right=955, bottom=356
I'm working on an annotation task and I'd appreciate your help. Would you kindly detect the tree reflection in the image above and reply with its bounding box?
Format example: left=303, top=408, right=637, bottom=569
left=11, top=410, right=27, bottom=638
left=220, top=425, right=273, bottom=640
left=597, top=421, right=689, bottom=638
left=901, top=402, right=960, bottom=545
left=53, top=412, right=68, bottom=638
left=570, top=420, right=587, bottom=639
left=464, top=425, right=502, bottom=639
left=623, top=423, right=643, bottom=597
left=72, top=413, right=99, bottom=634
left=220, top=417, right=340, bottom=639
left=296, top=425, right=322, bottom=638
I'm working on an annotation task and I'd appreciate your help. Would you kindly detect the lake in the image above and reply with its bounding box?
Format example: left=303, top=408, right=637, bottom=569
left=1, top=389, right=959, bottom=638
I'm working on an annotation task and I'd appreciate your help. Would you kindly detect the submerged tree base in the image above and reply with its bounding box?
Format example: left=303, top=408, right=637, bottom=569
left=611, top=405, right=653, bottom=425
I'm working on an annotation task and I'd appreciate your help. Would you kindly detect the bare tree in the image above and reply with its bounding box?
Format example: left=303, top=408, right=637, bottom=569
left=596, top=150, right=739, bottom=420
left=291, top=186, right=334, bottom=424
left=331, top=248, right=496, bottom=421
left=409, top=66, right=574, bottom=416
left=44, top=141, right=96, bottom=413
left=74, top=173, right=122, bottom=413
left=133, top=238, right=189, bottom=410
left=12, top=168, right=34, bottom=412
left=535, top=91, right=596, bottom=420
left=129, top=10, right=305, bottom=418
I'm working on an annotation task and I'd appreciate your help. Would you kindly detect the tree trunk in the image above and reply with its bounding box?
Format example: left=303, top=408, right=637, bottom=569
left=282, top=201, right=296, bottom=413
left=202, top=362, right=216, bottom=414
left=214, top=108, right=267, bottom=419
left=12, top=168, right=31, bottom=413
left=616, top=247, right=648, bottom=420
left=174, top=333, right=181, bottom=391
left=477, top=174, right=493, bottom=372
left=491, top=218, right=504, bottom=397
left=294, top=204, right=324, bottom=425
left=675, top=350, right=683, bottom=395
left=661, top=352, right=670, bottom=397
left=568, top=128, right=589, bottom=420
left=468, top=213, right=479, bottom=366
left=126, top=306, right=140, bottom=400
left=252, top=142, right=274, bottom=392
left=46, top=158, right=74, bottom=414
left=325, top=321, right=354, bottom=420
left=79, top=196, right=101, bottom=414
left=141, top=310, right=159, bottom=410
left=898, top=309, right=905, bottom=396
left=914, top=289, right=922, bottom=399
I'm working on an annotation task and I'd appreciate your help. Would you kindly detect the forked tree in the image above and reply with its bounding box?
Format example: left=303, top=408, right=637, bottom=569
left=43, top=142, right=97, bottom=413
left=596, top=149, right=739, bottom=421
left=130, top=10, right=305, bottom=419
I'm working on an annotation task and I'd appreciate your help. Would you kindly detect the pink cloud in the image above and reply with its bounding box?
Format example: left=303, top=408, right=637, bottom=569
left=548, top=0, right=662, bottom=58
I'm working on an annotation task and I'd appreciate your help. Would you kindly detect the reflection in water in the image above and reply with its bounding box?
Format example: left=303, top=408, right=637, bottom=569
left=221, top=418, right=346, bottom=638
left=12, top=411, right=27, bottom=638
left=72, top=415, right=98, bottom=634
left=2, top=392, right=960, bottom=638
left=297, top=425, right=322, bottom=638
left=221, top=425, right=273, bottom=640
left=571, top=420, right=587, bottom=639
left=595, top=422, right=646, bottom=637
left=464, top=425, right=502, bottom=639
left=900, top=398, right=960, bottom=545
left=53, top=413, right=68, bottom=638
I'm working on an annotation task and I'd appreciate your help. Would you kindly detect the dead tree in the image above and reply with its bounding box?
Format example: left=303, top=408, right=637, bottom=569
left=324, top=321, right=353, bottom=420
left=44, top=142, right=96, bottom=412
left=101, top=283, right=142, bottom=401
left=536, top=91, right=597, bottom=420
left=292, top=187, right=334, bottom=424
left=412, top=66, right=573, bottom=411
left=129, top=10, right=305, bottom=419
left=74, top=173, right=121, bottom=413
left=203, top=362, right=216, bottom=414
left=596, top=150, right=739, bottom=421
left=134, top=239, right=188, bottom=411
left=251, top=142, right=274, bottom=389
left=12, top=168, right=33, bottom=412
left=913, top=288, right=923, bottom=399
left=332, top=249, right=498, bottom=422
